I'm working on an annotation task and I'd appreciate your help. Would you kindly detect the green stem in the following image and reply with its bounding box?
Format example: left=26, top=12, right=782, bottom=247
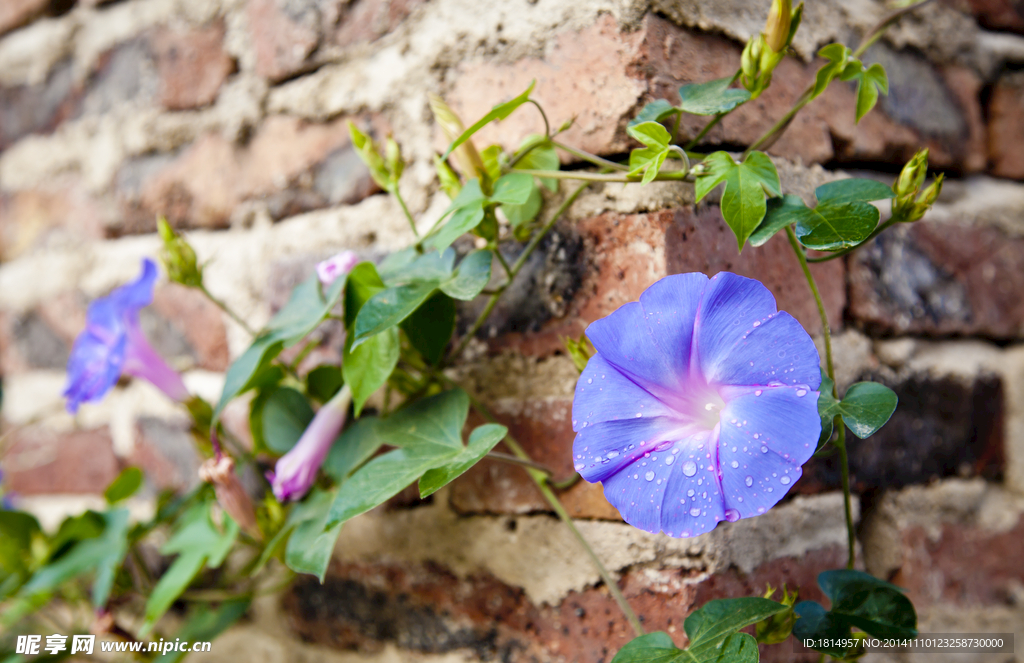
left=443, top=182, right=589, bottom=366
left=460, top=387, right=644, bottom=637
left=513, top=168, right=686, bottom=182
left=199, top=284, right=257, bottom=336
left=550, top=141, right=629, bottom=172
left=529, top=99, right=552, bottom=137
left=393, top=187, right=420, bottom=239
left=494, top=248, right=514, bottom=279
left=684, top=112, right=726, bottom=151
left=785, top=227, right=855, bottom=569
left=486, top=451, right=556, bottom=476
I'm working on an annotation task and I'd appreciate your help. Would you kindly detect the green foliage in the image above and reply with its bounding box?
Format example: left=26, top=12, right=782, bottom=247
left=262, top=387, right=316, bottom=454
left=104, top=467, right=143, bottom=504
left=283, top=488, right=343, bottom=581
left=563, top=334, right=595, bottom=373
left=419, top=423, right=507, bottom=497
left=627, top=121, right=673, bottom=184
left=349, top=122, right=405, bottom=192
left=794, top=570, right=917, bottom=658
left=429, top=173, right=536, bottom=251
left=696, top=151, right=781, bottom=250
left=810, top=44, right=888, bottom=122
left=401, top=292, right=456, bottom=364
left=512, top=135, right=560, bottom=192
left=818, top=376, right=898, bottom=440
left=847, top=63, right=889, bottom=122
left=677, top=77, right=752, bottom=115
left=0, top=511, right=41, bottom=599
left=629, top=99, right=679, bottom=128
left=755, top=584, right=798, bottom=645
left=154, top=599, right=250, bottom=663
left=306, top=365, right=343, bottom=403
left=611, top=597, right=786, bottom=662
left=443, top=81, right=536, bottom=160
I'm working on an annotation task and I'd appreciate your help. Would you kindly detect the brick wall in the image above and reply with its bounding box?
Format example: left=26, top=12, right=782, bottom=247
left=3, top=0, right=1024, bottom=661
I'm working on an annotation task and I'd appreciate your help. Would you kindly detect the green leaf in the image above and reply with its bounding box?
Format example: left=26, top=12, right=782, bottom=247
left=697, top=151, right=781, bottom=250
left=481, top=144, right=504, bottom=183
left=419, top=423, right=507, bottom=497
left=610, top=632, right=680, bottom=663
left=502, top=182, right=543, bottom=226
left=154, top=599, right=250, bottom=663
left=629, top=147, right=670, bottom=185
left=812, top=43, right=853, bottom=99
left=262, top=387, right=315, bottom=454
left=817, top=372, right=838, bottom=450
left=322, top=417, right=384, bottom=482
left=401, top=291, right=456, bottom=364
left=794, top=200, right=880, bottom=251
left=677, top=76, right=751, bottom=115
left=343, top=327, right=399, bottom=417
left=847, top=62, right=888, bottom=122
left=815, top=178, right=894, bottom=205
left=306, top=365, right=343, bottom=403
left=628, top=99, right=679, bottom=128
left=491, top=172, right=534, bottom=206
left=142, top=503, right=238, bottom=634
left=376, top=388, right=469, bottom=450
left=0, top=511, right=41, bottom=595
left=792, top=601, right=852, bottom=658
left=443, top=80, right=535, bottom=160
left=715, top=633, right=759, bottom=663
left=284, top=488, right=343, bottom=581
left=353, top=281, right=439, bottom=346
left=429, top=201, right=486, bottom=252
left=382, top=248, right=455, bottom=286
left=627, top=121, right=671, bottom=151
left=513, top=135, right=559, bottom=192
left=441, top=249, right=493, bottom=300
left=345, top=262, right=386, bottom=327
left=684, top=597, right=787, bottom=659
left=749, top=194, right=805, bottom=247
left=104, top=467, right=143, bottom=504
left=837, top=382, right=898, bottom=439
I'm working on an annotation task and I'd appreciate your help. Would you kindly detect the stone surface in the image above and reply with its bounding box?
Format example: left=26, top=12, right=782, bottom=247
left=0, top=0, right=48, bottom=37
left=149, top=282, right=231, bottom=371
left=150, top=22, right=235, bottom=110
left=333, top=0, right=429, bottom=46
left=0, top=178, right=111, bottom=260
left=954, top=0, right=1024, bottom=33
left=128, top=416, right=202, bottom=493
left=1, top=426, right=121, bottom=495
left=0, top=59, right=80, bottom=151
left=248, top=0, right=321, bottom=82
left=989, top=71, right=1024, bottom=180
left=848, top=220, right=1024, bottom=338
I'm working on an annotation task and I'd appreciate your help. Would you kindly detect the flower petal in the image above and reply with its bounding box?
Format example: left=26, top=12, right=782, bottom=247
left=705, top=311, right=821, bottom=389
left=694, top=273, right=779, bottom=381
left=63, top=332, right=126, bottom=413
left=572, top=356, right=678, bottom=429
left=572, top=417, right=684, bottom=484
left=600, top=429, right=725, bottom=536
left=716, top=386, right=820, bottom=519
left=108, top=258, right=158, bottom=312
left=585, top=273, right=707, bottom=401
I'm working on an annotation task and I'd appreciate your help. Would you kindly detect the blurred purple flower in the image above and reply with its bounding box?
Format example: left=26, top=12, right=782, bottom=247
left=268, top=385, right=352, bottom=501
left=63, top=258, right=189, bottom=413
left=316, top=251, right=360, bottom=286
left=572, top=273, right=821, bottom=537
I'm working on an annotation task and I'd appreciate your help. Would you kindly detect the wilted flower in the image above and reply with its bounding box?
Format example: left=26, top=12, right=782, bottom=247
left=572, top=273, right=821, bottom=537
left=199, top=455, right=260, bottom=538
left=64, top=259, right=189, bottom=413
left=268, top=385, right=352, bottom=501
left=315, top=251, right=360, bottom=286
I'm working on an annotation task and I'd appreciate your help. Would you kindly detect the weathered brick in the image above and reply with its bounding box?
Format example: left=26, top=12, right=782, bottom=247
left=333, top=0, right=428, bottom=46
left=1, top=426, right=120, bottom=495
left=485, top=207, right=843, bottom=360
left=0, top=178, right=111, bottom=260
left=128, top=417, right=202, bottom=493
left=149, top=283, right=231, bottom=372
left=283, top=548, right=843, bottom=662
left=988, top=71, right=1024, bottom=180
left=448, top=14, right=986, bottom=172
left=848, top=220, right=1024, bottom=338
left=118, top=115, right=381, bottom=232
left=248, top=0, right=321, bottom=82
left=0, top=0, right=48, bottom=37
left=798, top=372, right=1004, bottom=495
left=81, top=37, right=158, bottom=116
left=952, top=0, right=1024, bottom=33
left=150, top=22, right=235, bottom=110
left=0, top=59, right=80, bottom=150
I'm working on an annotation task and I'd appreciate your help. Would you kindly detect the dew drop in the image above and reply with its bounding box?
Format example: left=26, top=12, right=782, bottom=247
left=697, top=478, right=703, bottom=486
left=745, top=476, right=753, bottom=487
left=702, top=491, right=707, bottom=499
left=754, top=390, right=762, bottom=396
left=689, top=507, right=701, bottom=517
left=665, top=455, right=675, bottom=466
left=780, top=476, right=791, bottom=485
left=575, top=463, right=584, bottom=470
left=633, top=474, right=638, bottom=479
left=644, top=471, right=655, bottom=481
left=796, top=389, right=807, bottom=397
left=752, top=320, right=761, bottom=327
left=636, top=413, right=642, bottom=418
left=761, top=446, right=768, bottom=453
left=767, top=487, right=774, bottom=493
left=607, top=451, right=619, bottom=458
left=681, top=530, right=691, bottom=537
left=682, top=460, right=697, bottom=477
left=737, top=496, right=743, bottom=502
left=724, top=509, right=740, bottom=522
left=687, top=489, right=695, bottom=497
left=587, top=378, right=592, bottom=384
left=757, top=506, right=765, bottom=513
left=730, top=460, right=739, bottom=468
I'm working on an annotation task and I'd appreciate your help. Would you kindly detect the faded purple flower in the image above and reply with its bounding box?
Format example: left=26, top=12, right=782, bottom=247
left=268, top=385, right=352, bottom=501
left=63, top=258, right=189, bottom=413
left=572, top=273, right=821, bottom=537
left=316, top=251, right=360, bottom=286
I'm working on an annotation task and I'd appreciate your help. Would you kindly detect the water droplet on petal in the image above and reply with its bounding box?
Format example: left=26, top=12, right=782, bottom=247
left=607, top=451, right=619, bottom=458
left=780, top=476, right=791, bottom=485
left=796, top=389, right=807, bottom=397
left=730, top=460, right=739, bottom=468
left=761, top=446, right=768, bottom=453
left=724, top=509, right=740, bottom=522
left=665, top=455, right=675, bottom=466
left=644, top=471, right=655, bottom=481
left=689, top=507, right=701, bottom=517
left=636, top=413, right=642, bottom=418
left=682, top=461, right=697, bottom=477
left=745, top=476, right=753, bottom=487
left=757, top=507, right=765, bottom=513
left=687, top=489, right=694, bottom=497
left=754, top=390, right=762, bottom=396
left=767, top=487, right=774, bottom=493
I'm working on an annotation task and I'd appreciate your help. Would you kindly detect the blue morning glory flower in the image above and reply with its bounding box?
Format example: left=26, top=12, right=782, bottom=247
left=63, top=258, right=189, bottom=413
left=572, top=273, right=821, bottom=537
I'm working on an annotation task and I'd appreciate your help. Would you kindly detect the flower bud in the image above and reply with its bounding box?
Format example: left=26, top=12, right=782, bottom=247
left=429, top=93, right=487, bottom=181
left=199, top=455, right=260, bottom=539
left=895, top=149, right=929, bottom=199
left=385, top=137, right=404, bottom=183
left=741, top=34, right=764, bottom=86
left=157, top=217, right=203, bottom=289
left=315, top=250, right=360, bottom=286
left=917, top=173, right=943, bottom=207
left=765, top=0, right=792, bottom=53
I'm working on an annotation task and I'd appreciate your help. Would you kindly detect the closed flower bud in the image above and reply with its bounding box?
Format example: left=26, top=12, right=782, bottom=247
left=429, top=93, right=487, bottom=181
left=765, top=0, right=792, bottom=53
left=741, top=35, right=763, bottom=85
left=199, top=455, right=260, bottom=539
left=917, top=173, right=943, bottom=207
left=385, top=137, right=404, bottom=183
left=895, top=149, right=929, bottom=199
left=157, top=217, right=203, bottom=289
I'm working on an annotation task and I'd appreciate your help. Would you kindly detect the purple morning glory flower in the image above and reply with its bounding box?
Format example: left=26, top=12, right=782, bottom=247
left=572, top=272, right=821, bottom=537
left=316, top=251, right=360, bottom=286
left=63, top=258, right=189, bottom=413
left=269, top=385, right=352, bottom=502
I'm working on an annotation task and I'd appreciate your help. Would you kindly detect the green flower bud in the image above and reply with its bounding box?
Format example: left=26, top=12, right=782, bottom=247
left=385, top=136, right=404, bottom=183
left=741, top=34, right=764, bottom=87
left=434, top=155, right=462, bottom=200
left=157, top=217, right=203, bottom=288
left=765, top=0, right=792, bottom=53
left=895, top=149, right=928, bottom=199
left=428, top=93, right=487, bottom=182
left=755, top=583, right=798, bottom=645
left=917, top=172, right=943, bottom=207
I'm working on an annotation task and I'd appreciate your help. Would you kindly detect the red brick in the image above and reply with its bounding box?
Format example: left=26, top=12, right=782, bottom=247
left=848, top=220, right=1024, bottom=338
left=150, top=22, right=235, bottom=111
left=447, top=14, right=985, bottom=172
left=988, top=72, right=1024, bottom=180
left=893, top=514, right=1024, bottom=607
left=0, top=0, right=47, bottom=36
left=333, top=0, right=428, bottom=46
left=487, top=207, right=843, bottom=361
left=150, top=283, right=231, bottom=372
left=248, top=0, right=320, bottom=82
left=128, top=417, right=202, bottom=493
left=0, top=178, right=110, bottom=260
left=0, top=59, right=81, bottom=151
left=284, top=546, right=844, bottom=662
left=950, top=0, right=1024, bottom=33
left=1, top=427, right=120, bottom=495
